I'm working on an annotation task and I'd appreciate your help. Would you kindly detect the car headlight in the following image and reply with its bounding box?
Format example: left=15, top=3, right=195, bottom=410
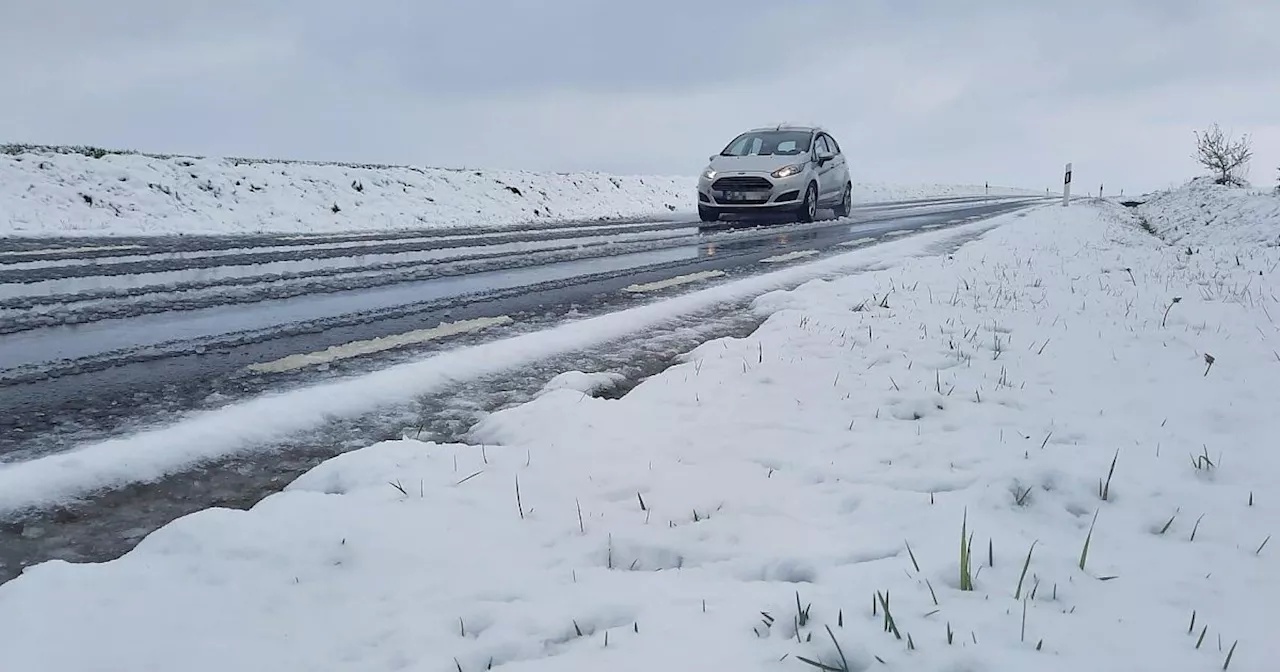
left=701, top=168, right=717, bottom=180
left=771, top=164, right=803, bottom=179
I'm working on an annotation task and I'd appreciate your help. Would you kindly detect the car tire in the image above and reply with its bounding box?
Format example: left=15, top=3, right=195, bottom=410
left=834, top=183, right=852, bottom=218
left=797, top=183, right=818, bottom=223
left=698, top=205, right=720, bottom=223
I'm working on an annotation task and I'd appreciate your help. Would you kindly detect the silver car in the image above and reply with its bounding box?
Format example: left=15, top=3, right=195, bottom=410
left=697, top=125, right=852, bottom=223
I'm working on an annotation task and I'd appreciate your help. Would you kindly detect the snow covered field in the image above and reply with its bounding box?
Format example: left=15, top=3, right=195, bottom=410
left=3, top=182, right=1278, bottom=671
left=0, top=147, right=1039, bottom=237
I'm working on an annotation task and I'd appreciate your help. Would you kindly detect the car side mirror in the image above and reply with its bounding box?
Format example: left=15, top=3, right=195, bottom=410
left=709, top=155, right=718, bottom=162
left=817, top=152, right=835, bottom=165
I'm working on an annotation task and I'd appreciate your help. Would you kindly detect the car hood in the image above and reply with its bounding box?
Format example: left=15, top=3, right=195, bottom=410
left=708, top=154, right=806, bottom=174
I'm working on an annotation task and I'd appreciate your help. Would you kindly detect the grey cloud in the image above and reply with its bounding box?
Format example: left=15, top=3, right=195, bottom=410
left=1, top=0, right=1276, bottom=193
left=286, top=0, right=871, bottom=95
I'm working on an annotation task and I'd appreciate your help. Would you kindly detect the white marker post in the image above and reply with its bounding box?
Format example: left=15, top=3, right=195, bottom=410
left=1062, top=162, right=1072, bottom=207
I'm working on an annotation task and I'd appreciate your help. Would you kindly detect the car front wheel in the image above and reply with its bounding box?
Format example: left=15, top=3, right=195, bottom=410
left=797, top=183, right=818, bottom=223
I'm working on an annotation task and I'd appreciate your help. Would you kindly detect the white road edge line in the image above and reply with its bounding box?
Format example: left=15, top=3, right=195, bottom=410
left=883, top=230, right=914, bottom=238
left=623, top=270, right=726, bottom=294
left=838, top=237, right=879, bottom=247
left=760, top=249, right=820, bottom=264
left=247, top=316, right=515, bottom=374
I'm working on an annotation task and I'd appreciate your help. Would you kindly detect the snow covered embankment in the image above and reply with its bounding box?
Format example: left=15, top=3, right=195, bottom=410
left=1137, top=177, right=1280, bottom=248
left=0, top=149, right=693, bottom=237
left=5, top=193, right=1277, bottom=670
left=0, top=147, right=1037, bottom=237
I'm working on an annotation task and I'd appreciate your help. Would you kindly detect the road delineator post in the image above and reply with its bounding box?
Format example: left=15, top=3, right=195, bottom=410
left=1062, top=162, right=1072, bottom=207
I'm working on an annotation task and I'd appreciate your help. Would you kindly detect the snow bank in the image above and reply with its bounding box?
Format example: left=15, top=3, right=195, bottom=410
left=852, top=182, right=1040, bottom=203
left=1137, top=177, right=1280, bottom=248
left=0, top=148, right=690, bottom=237
left=5, top=196, right=1278, bottom=670
left=0, top=147, right=1037, bottom=237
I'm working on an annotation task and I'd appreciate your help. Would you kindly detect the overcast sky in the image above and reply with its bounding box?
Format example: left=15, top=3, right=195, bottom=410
left=3, top=0, right=1276, bottom=193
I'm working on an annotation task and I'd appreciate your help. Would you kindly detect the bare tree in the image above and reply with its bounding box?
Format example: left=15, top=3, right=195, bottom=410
left=1193, top=123, right=1252, bottom=186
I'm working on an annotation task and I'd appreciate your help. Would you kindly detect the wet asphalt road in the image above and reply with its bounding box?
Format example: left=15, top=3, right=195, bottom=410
left=0, top=194, right=1048, bottom=583
left=0, top=194, right=1044, bottom=460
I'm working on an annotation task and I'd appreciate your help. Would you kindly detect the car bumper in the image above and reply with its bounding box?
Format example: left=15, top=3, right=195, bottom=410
left=697, top=171, right=808, bottom=209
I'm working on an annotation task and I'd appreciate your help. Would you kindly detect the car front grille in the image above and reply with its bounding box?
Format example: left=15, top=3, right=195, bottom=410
left=712, top=176, right=773, bottom=191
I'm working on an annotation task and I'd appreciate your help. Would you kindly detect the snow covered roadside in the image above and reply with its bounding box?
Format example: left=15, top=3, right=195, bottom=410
left=3, top=196, right=1278, bottom=671
left=0, top=147, right=1038, bottom=237
left=1136, top=177, right=1280, bottom=248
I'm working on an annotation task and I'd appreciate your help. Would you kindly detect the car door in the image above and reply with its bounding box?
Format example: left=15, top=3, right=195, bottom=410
left=813, top=134, right=838, bottom=203
left=824, top=133, right=850, bottom=193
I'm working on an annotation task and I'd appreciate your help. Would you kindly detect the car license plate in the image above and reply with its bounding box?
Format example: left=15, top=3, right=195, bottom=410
left=725, top=191, right=762, bottom=201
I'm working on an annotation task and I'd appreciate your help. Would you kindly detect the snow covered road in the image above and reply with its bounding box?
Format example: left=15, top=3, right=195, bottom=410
left=0, top=194, right=1046, bottom=585
left=0, top=195, right=1043, bottom=446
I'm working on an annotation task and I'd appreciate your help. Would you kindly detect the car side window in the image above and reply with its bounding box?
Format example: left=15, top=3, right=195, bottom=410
left=814, top=135, right=831, bottom=157
left=825, top=135, right=841, bottom=155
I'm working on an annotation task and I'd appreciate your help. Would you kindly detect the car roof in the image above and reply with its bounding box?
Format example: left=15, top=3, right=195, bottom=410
left=746, top=124, right=826, bottom=134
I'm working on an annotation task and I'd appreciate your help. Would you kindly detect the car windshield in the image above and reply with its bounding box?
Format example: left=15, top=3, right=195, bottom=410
left=720, top=130, right=813, bottom=157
